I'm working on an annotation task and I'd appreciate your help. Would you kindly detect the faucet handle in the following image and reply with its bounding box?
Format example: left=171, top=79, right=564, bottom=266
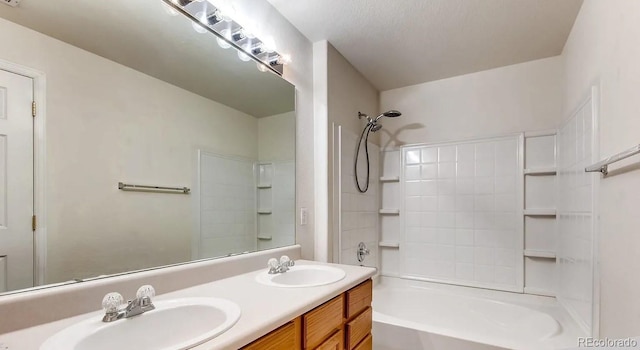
left=279, top=255, right=290, bottom=265
left=136, top=285, right=156, bottom=299
left=268, top=258, right=279, bottom=269
left=102, top=292, right=124, bottom=314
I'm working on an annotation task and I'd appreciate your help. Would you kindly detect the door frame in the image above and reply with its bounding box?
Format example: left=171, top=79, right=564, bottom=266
left=0, top=58, right=47, bottom=286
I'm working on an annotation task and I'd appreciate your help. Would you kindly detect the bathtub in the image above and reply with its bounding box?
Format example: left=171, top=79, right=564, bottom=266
left=372, top=276, right=585, bottom=350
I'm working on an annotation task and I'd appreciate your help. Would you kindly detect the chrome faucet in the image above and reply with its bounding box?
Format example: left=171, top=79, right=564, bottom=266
left=357, top=242, right=370, bottom=263
left=268, top=255, right=295, bottom=274
left=102, top=285, right=156, bottom=322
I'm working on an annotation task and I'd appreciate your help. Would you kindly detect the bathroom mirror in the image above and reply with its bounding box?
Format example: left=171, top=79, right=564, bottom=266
left=0, top=0, right=295, bottom=294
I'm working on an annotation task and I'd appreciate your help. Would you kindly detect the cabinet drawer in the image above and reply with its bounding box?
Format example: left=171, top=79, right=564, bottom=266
left=241, top=319, right=299, bottom=350
left=345, top=280, right=372, bottom=319
left=303, top=295, right=345, bottom=349
left=345, top=307, right=372, bottom=350
left=314, top=329, right=344, bottom=350
left=353, top=334, right=372, bottom=350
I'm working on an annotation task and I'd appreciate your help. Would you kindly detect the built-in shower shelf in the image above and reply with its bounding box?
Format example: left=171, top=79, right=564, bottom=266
left=524, top=249, right=556, bottom=259
left=257, top=235, right=272, bottom=241
left=257, top=209, right=272, bottom=215
left=524, top=167, right=557, bottom=175
left=524, top=209, right=557, bottom=216
left=257, top=184, right=272, bottom=189
left=378, top=241, right=400, bottom=248
left=379, top=209, right=400, bottom=215
left=379, top=176, right=400, bottom=183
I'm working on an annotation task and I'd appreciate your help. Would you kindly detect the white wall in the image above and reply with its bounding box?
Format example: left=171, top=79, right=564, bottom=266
left=380, top=57, right=563, bottom=149
left=326, top=42, right=380, bottom=263
left=258, top=111, right=296, bottom=162
left=562, top=0, right=640, bottom=337
left=0, top=17, right=263, bottom=283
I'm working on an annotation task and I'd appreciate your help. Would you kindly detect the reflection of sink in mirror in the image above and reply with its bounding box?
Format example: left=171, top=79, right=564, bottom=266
left=256, top=265, right=346, bottom=288
left=40, top=298, right=241, bottom=350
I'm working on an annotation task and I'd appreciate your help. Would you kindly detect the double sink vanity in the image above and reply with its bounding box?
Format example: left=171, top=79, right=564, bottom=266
left=0, top=251, right=375, bottom=350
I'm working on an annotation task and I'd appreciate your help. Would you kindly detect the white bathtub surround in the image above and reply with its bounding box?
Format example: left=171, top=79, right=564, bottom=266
left=333, top=125, right=380, bottom=268
left=400, top=135, right=523, bottom=291
left=257, top=161, right=296, bottom=251
left=372, top=276, right=585, bottom=350
left=557, top=88, right=599, bottom=335
left=0, top=260, right=375, bottom=350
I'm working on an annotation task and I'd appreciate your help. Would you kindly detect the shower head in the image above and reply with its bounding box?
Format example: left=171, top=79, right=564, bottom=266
left=375, top=110, right=402, bottom=121
left=370, top=124, right=383, bottom=132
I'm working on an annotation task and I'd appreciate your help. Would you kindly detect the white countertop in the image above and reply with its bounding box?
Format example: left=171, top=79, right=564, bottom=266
left=0, top=261, right=376, bottom=350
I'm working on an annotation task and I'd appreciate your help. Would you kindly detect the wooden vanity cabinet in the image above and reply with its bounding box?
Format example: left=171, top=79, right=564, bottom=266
left=239, top=279, right=373, bottom=350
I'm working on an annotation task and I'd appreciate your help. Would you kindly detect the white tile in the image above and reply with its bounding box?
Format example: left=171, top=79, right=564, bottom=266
left=421, top=196, right=438, bottom=211
left=406, top=196, right=421, bottom=211
left=495, top=267, right=516, bottom=285
left=438, top=196, right=456, bottom=211
left=405, top=149, right=421, bottom=165
left=421, top=180, right=438, bottom=196
left=457, top=144, right=475, bottom=162
left=437, top=212, right=455, bottom=228
left=405, top=212, right=421, bottom=228
left=420, top=212, right=438, bottom=228
left=438, top=229, right=456, bottom=245
left=456, top=178, right=475, bottom=194
left=455, top=246, right=474, bottom=263
left=474, top=247, right=495, bottom=265
left=457, top=161, right=475, bottom=178
left=455, top=229, right=474, bottom=246
left=456, top=263, right=475, bottom=280
left=475, top=159, right=495, bottom=177
left=495, top=248, right=516, bottom=267
left=421, top=164, right=438, bottom=179
left=405, top=181, right=421, bottom=196
left=405, top=165, right=421, bottom=180
left=475, top=143, right=495, bottom=161
left=455, top=212, right=474, bottom=229
left=439, top=146, right=457, bottom=162
left=421, top=148, right=438, bottom=163
left=437, top=179, right=456, bottom=195
left=455, top=195, right=474, bottom=212
left=475, top=265, right=495, bottom=283
left=474, top=195, right=494, bottom=212
left=495, top=176, right=516, bottom=194
left=474, top=212, right=495, bottom=230
left=438, top=162, right=457, bottom=178
left=475, top=177, right=494, bottom=194
left=495, top=194, right=516, bottom=212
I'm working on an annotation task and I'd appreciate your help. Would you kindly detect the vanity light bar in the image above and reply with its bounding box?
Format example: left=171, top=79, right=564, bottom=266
left=161, top=0, right=286, bottom=75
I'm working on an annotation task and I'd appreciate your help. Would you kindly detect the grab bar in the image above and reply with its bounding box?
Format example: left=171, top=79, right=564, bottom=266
left=585, top=144, right=640, bottom=176
left=118, top=182, right=190, bottom=194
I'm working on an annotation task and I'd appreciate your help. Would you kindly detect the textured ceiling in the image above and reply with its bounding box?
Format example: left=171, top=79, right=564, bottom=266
left=0, top=0, right=294, bottom=117
left=268, top=0, right=583, bottom=91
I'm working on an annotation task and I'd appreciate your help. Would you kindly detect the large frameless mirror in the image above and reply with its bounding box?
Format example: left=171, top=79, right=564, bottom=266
left=0, top=0, right=295, bottom=294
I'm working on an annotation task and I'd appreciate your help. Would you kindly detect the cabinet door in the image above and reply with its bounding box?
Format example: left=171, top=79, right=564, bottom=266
left=353, top=334, right=372, bottom=350
left=303, top=295, right=344, bottom=349
left=314, top=329, right=344, bottom=350
left=346, top=280, right=372, bottom=319
left=241, top=318, right=300, bottom=350
left=345, top=307, right=372, bottom=350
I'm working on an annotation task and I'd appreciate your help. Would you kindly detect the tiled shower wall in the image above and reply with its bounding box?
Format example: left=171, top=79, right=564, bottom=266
left=257, top=161, right=296, bottom=251
left=557, top=91, right=598, bottom=335
left=335, top=126, right=380, bottom=268
left=198, top=152, right=256, bottom=258
left=401, top=136, right=523, bottom=291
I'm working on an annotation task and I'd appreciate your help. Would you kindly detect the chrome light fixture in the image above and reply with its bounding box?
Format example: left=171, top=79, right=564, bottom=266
left=161, top=0, right=289, bottom=75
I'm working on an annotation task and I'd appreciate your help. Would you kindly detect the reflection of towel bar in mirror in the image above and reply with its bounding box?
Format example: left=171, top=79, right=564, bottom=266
left=118, top=182, right=190, bottom=194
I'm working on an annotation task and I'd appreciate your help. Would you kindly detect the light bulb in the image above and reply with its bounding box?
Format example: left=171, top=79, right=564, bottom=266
left=257, top=62, right=269, bottom=72
left=192, top=11, right=208, bottom=34
left=262, top=36, right=276, bottom=53
left=237, top=49, right=251, bottom=62
left=216, top=29, right=232, bottom=49
left=162, top=2, right=179, bottom=16
left=278, top=54, right=292, bottom=65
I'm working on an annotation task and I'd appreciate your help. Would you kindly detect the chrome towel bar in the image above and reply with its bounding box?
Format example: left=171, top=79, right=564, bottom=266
left=118, top=182, right=190, bottom=194
left=585, top=144, right=640, bottom=176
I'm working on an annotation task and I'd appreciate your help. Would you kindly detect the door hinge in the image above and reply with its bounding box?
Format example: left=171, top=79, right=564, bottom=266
left=32, top=215, right=36, bottom=231
left=32, top=101, right=36, bottom=118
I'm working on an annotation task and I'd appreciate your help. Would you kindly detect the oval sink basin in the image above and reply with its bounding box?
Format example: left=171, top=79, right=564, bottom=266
left=256, top=265, right=346, bottom=288
left=40, top=297, right=241, bottom=350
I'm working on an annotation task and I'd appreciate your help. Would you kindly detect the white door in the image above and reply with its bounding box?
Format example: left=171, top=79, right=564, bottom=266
left=0, top=69, right=34, bottom=292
